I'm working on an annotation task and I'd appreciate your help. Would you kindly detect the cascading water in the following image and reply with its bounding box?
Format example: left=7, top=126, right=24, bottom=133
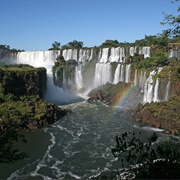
left=119, top=47, right=125, bottom=63
left=129, top=47, right=137, bottom=56
left=9, top=50, right=80, bottom=104
left=5, top=46, right=171, bottom=104
left=134, top=69, right=138, bottom=86
left=94, top=63, right=112, bottom=87
left=143, top=70, right=156, bottom=103
left=109, top=47, right=120, bottom=62
left=165, top=79, right=171, bottom=101
left=113, top=64, right=121, bottom=84
left=99, top=48, right=109, bottom=63
left=75, top=64, right=83, bottom=90
left=139, top=47, right=150, bottom=58
left=153, top=67, right=163, bottom=102
left=120, top=64, right=125, bottom=82
left=125, top=64, right=131, bottom=83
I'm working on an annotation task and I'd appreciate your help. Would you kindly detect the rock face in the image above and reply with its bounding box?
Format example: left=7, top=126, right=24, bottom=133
left=0, top=65, right=69, bottom=131
left=88, top=82, right=143, bottom=109
left=134, top=96, right=180, bottom=135
left=0, top=96, right=70, bottom=131
left=0, top=65, right=47, bottom=98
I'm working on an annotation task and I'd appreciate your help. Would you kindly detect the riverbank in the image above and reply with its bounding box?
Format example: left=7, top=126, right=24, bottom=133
left=134, top=96, right=180, bottom=135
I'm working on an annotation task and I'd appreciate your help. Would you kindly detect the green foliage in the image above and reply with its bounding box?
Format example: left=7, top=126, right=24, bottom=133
left=49, top=41, right=61, bottom=50
left=161, top=0, right=180, bottom=38
left=61, top=40, right=83, bottom=50
left=56, top=54, right=65, bottom=62
left=112, top=131, right=180, bottom=179
left=0, top=65, right=46, bottom=98
left=53, top=60, right=77, bottom=85
left=133, top=49, right=169, bottom=69
left=0, top=130, right=28, bottom=163
left=154, top=60, right=180, bottom=81
left=99, top=39, right=120, bottom=48
left=110, top=62, right=118, bottom=77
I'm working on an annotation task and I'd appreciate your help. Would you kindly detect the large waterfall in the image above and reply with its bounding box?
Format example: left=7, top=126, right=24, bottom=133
left=8, top=50, right=81, bottom=103
left=3, top=46, right=171, bottom=104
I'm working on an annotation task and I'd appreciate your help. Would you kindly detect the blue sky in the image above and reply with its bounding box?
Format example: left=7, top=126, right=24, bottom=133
left=0, top=0, right=179, bottom=51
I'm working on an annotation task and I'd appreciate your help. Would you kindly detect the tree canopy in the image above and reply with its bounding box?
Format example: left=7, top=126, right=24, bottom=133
left=161, top=0, right=180, bottom=39
left=49, top=41, right=61, bottom=50
left=61, top=40, right=83, bottom=50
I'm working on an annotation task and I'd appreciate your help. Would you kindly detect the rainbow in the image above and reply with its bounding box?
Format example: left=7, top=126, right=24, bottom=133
left=111, top=83, right=133, bottom=110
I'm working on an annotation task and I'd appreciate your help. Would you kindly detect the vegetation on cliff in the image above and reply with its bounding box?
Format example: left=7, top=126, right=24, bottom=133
left=53, top=59, right=77, bottom=87
left=0, top=65, right=69, bottom=163
left=134, top=96, right=180, bottom=135
left=0, top=94, right=68, bottom=131
left=0, top=64, right=47, bottom=98
left=88, top=82, right=143, bottom=109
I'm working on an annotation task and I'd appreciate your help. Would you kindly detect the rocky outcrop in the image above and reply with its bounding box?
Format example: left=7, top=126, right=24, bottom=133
left=0, top=65, right=69, bottom=131
left=0, top=64, right=46, bottom=98
left=0, top=95, right=70, bottom=131
left=134, top=96, right=180, bottom=135
left=88, top=82, right=143, bottom=109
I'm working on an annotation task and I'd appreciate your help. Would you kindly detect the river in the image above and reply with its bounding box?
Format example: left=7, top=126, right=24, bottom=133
left=0, top=100, right=167, bottom=180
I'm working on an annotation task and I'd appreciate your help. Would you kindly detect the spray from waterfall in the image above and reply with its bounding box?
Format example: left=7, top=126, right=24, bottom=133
left=7, top=50, right=83, bottom=104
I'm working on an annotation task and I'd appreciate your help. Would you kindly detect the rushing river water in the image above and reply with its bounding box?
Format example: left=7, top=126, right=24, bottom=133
left=0, top=101, right=167, bottom=180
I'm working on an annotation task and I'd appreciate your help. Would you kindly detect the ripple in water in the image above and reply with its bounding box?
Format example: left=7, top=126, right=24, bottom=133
left=1, top=101, right=168, bottom=180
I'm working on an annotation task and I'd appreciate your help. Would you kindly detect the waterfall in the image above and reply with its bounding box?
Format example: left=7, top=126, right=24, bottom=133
left=113, top=64, right=121, bottom=84
left=134, top=69, right=138, bottom=86
left=119, top=47, right=125, bottom=63
left=143, top=70, right=156, bottom=103
left=169, top=50, right=180, bottom=60
left=120, top=64, right=124, bottom=82
left=8, top=50, right=80, bottom=103
left=140, top=71, right=147, bottom=92
left=153, top=78, right=160, bottom=102
left=153, top=67, right=163, bottom=102
left=139, top=47, right=150, bottom=58
left=125, top=64, right=131, bottom=83
left=99, top=48, right=109, bottom=63
left=94, top=63, right=112, bottom=87
left=78, top=49, right=92, bottom=62
left=109, top=47, right=120, bottom=62
left=75, top=64, right=83, bottom=90
left=165, top=79, right=171, bottom=101
left=129, top=47, right=137, bottom=56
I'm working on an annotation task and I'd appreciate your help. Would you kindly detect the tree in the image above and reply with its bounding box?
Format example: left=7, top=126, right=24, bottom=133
left=100, top=39, right=120, bottom=48
left=67, top=40, right=83, bottom=49
left=161, top=0, right=180, bottom=38
left=49, top=41, right=61, bottom=50
left=111, top=131, right=180, bottom=179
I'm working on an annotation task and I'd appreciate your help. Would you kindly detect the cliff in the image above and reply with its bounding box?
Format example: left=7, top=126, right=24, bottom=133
left=0, top=64, right=47, bottom=98
left=88, top=82, right=143, bottom=109
left=0, top=65, right=69, bottom=131
left=134, top=96, right=180, bottom=135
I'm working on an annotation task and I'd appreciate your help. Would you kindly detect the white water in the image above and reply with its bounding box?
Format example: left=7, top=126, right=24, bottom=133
left=143, top=70, right=156, bottom=103
left=134, top=69, right=138, bottom=86
left=113, top=64, right=121, bottom=84
left=120, top=64, right=125, bottom=82
left=5, top=47, right=172, bottom=104
left=143, top=68, right=164, bottom=103
left=129, top=47, right=137, bottom=56
left=165, top=79, right=171, bottom=101
left=9, top=50, right=80, bottom=103
left=153, top=68, right=163, bottom=102
left=125, top=64, right=131, bottom=83
left=139, top=47, right=150, bottom=58
left=75, top=64, right=83, bottom=90
left=94, top=63, right=112, bottom=87
left=99, top=48, right=109, bottom=63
